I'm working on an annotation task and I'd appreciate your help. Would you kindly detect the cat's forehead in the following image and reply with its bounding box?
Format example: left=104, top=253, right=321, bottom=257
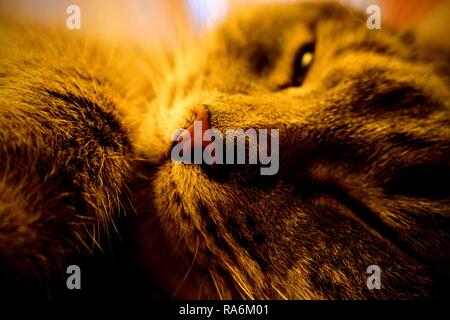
left=206, top=2, right=364, bottom=61
left=215, top=3, right=359, bottom=40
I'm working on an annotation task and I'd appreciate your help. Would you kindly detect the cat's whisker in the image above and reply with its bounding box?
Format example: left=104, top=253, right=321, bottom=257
left=223, top=261, right=254, bottom=300
left=171, top=236, right=199, bottom=299
left=197, top=281, right=203, bottom=300
left=209, top=271, right=223, bottom=300
left=271, top=283, right=288, bottom=300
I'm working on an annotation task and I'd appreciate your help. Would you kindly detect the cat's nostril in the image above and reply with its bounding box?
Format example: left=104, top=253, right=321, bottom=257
left=178, top=105, right=210, bottom=149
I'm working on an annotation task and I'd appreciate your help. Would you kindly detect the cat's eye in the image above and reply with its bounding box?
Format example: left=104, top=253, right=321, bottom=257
left=291, top=43, right=315, bottom=86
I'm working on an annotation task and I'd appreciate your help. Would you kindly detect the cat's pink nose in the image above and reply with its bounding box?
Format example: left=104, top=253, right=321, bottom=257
left=177, top=105, right=210, bottom=150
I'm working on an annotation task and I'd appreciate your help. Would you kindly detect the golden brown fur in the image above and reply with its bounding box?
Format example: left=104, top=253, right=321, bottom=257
left=0, top=2, right=449, bottom=300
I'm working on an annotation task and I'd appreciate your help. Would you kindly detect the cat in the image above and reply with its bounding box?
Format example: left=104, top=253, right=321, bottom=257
left=0, top=1, right=449, bottom=300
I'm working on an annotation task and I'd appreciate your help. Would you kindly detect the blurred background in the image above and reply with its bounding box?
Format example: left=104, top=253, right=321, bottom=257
left=0, top=0, right=448, bottom=47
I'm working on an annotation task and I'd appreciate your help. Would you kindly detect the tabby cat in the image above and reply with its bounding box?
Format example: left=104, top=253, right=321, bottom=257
left=0, top=2, right=449, bottom=300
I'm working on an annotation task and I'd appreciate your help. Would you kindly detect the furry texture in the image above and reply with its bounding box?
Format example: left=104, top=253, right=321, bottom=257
left=0, top=2, right=449, bottom=300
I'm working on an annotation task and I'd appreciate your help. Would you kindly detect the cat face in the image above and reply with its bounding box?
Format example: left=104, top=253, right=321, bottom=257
left=133, top=2, right=450, bottom=299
